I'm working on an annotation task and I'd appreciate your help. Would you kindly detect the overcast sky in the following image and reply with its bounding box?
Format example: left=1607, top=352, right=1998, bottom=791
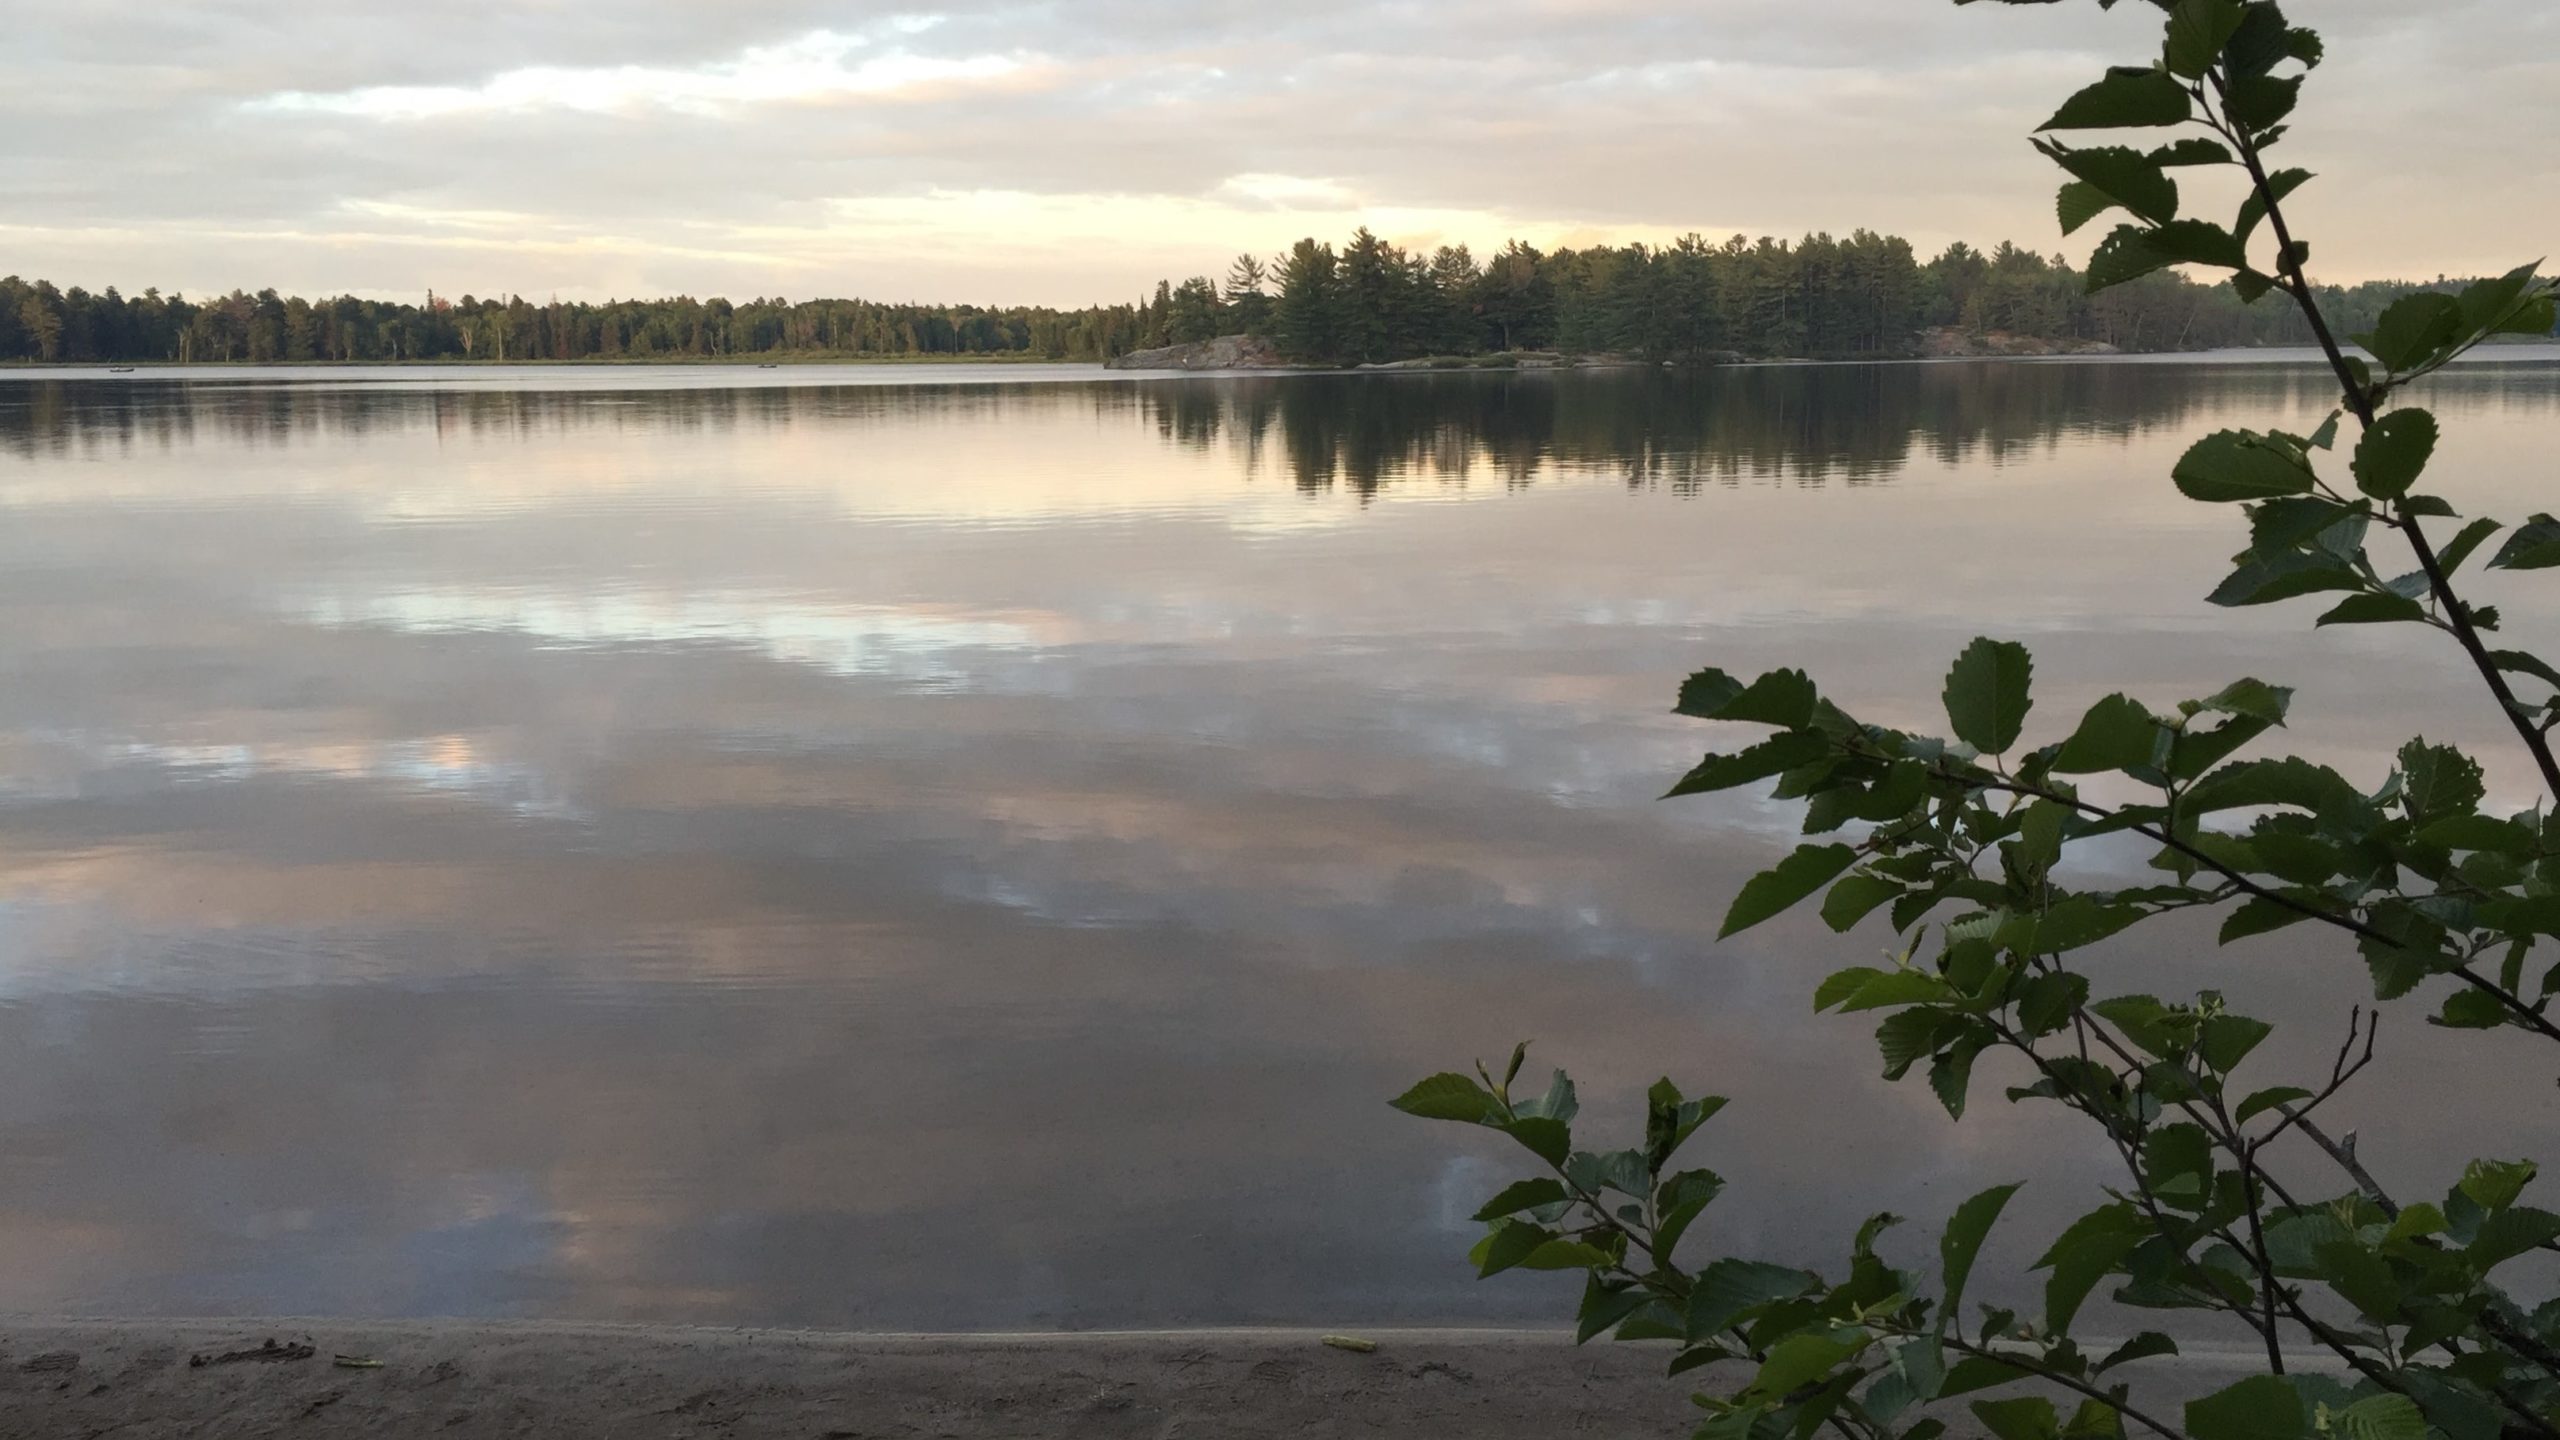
left=3, top=0, right=2553, bottom=307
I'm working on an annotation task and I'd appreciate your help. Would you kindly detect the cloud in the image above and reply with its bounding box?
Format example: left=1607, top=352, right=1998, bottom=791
left=247, top=26, right=1028, bottom=120
left=0, top=1, right=2553, bottom=303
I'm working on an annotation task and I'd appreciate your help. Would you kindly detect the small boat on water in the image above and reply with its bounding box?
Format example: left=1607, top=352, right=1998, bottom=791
left=108, top=366, right=136, bottom=374
left=757, top=363, right=780, bottom=369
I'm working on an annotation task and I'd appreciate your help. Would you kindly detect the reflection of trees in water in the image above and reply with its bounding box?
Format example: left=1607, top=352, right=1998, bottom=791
left=1142, top=363, right=2560, bottom=497
left=4, top=364, right=2555, bottom=484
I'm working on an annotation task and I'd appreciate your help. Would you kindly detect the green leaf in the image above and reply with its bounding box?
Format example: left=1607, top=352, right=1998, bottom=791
left=1667, top=731, right=1835, bottom=798
left=2437, top=517, right=2503, bottom=575
left=1677, top=668, right=1818, bottom=726
left=2173, top=430, right=2315, bottom=503
left=2401, top=739, right=2486, bottom=820
left=1721, top=843, right=1859, bottom=938
left=2044, top=67, right=2193, bottom=129
left=2468, top=1206, right=2560, bottom=1268
left=2234, top=1086, right=2313, bottom=1124
left=1940, top=1183, right=2021, bottom=1334
left=2141, top=219, right=2248, bottom=271
left=2315, top=592, right=2427, bottom=626
left=1574, top=1275, right=1651, bottom=1344
left=1821, top=874, right=1903, bottom=933
left=1931, top=1042, right=1985, bottom=1119
left=2490, top=514, right=2560, bottom=571
left=2164, top=0, right=2247, bottom=77
left=1686, top=1258, right=1818, bottom=1340
left=2357, top=292, right=2463, bottom=373
left=1473, top=1178, right=1571, bottom=1221
left=2457, top=261, right=2547, bottom=338
left=2097, top=1332, right=2178, bottom=1373
left=1499, top=1115, right=1571, bottom=1166
left=2086, top=224, right=2184, bottom=292
left=2335, top=1396, right=2426, bottom=1440
left=1839, top=969, right=1955, bottom=1013
left=2151, top=138, right=2232, bottom=167
left=1749, top=1333, right=1856, bottom=1400
left=2037, top=1201, right=2147, bottom=1332
left=1390, top=1073, right=1495, bottom=1123
left=2200, top=678, right=2291, bottom=724
left=1472, top=1219, right=1557, bottom=1277
left=1973, top=1397, right=2062, bottom=1440
left=2435, top=989, right=2506, bottom=1029
left=1945, top=637, right=2035, bottom=754
left=2351, top=408, right=2437, bottom=501
left=2224, top=72, right=2301, bottom=131
left=2234, top=167, right=2311, bottom=250
left=2458, top=1158, right=2536, bottom=1211
left=1517, top=1238, right=1612, bottom=1271
left=2037, top=143, right=2178, bottom=226
left=2219, top=898, right=2308, bottom=944
left=2206, top=551, right=2362, bottom=607
left=2198, top=1014, right=2272, bottom=1073
left=2186, top=1375, right=2306, bottom=1440
left=2051, top=694, right=2159, bottom=773
left=2058, top=181, right=2113, bottom=237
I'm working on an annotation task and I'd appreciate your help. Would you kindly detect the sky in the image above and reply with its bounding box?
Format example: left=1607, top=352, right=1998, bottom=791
left=2, top=0, right=2555, bottom=307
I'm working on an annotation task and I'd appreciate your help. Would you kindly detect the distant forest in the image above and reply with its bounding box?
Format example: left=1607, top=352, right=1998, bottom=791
left=3, top=229, right=2547, bottom=366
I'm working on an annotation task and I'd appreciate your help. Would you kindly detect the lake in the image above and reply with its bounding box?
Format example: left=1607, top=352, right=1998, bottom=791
left=2, top=354, right=2558, bottom=1330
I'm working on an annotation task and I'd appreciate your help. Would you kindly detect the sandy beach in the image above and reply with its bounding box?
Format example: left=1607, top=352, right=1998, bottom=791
left=0, top=1321, right=1695, bottom=1439
left=0, top=1319, right=2303, bottom=1439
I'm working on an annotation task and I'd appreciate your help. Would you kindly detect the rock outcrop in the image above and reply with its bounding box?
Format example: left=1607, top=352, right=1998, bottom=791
left=1103, top=334, right=1295, bottom=370
left=1919, top=327, right=2122, bottom=358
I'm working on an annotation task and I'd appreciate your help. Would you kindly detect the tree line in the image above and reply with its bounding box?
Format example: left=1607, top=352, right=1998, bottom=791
left=4, top=232, right=2545, bottom=366
left=1142, top=230, right=2554, bottom=363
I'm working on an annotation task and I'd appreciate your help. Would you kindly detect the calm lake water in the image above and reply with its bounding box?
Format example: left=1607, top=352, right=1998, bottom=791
left=3, top=354, right=2559, bottom=1329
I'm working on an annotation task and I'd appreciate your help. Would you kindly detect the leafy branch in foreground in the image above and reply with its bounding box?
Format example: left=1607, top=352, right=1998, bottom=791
left=1401, top=4, right=2560, bottom=1439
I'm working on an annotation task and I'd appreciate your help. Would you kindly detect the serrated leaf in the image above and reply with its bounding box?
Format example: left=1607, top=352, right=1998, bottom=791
left=1945, top=637, right=2035, bottom=754
left=2058, top=181, right=2113, bottom=236
left=2037, top=143, right=2178, bottom=226
left=2352, top=408, right=2437, bottom=501
left=2315, top=592, right=2427, bottom=626
left=2044, top=67, right=2193, bottom=129
left=1721, top=843, right=1859, bottom=938
left=2174, top=430, right=2315, bottom=503
left=2186, top=1375, right=2305, bottom=1440
left=1677, top=668, right=1818, bottom=726
left=2164, top=0, right=2247, bottom=78
left=2050, top=693, right=2158, bottom=773
left=2097, top=1332, right=2177, bottom=1373
left=2437, top=517, right=2503, bottom=575
left=1748, top=1333, right=1856, bottom=1400
left=2234, top=167, right=2311, bottom=251
left=2357, top=292, right=2463, bottom=373
left=1974, top=1397, right=2062, bottom=1440
left=2490, top=514, right=2560, bottom=571
left=1667, top=731, right=1834, bottom=798
left=2336, top=1396, right=2425, bottom=1440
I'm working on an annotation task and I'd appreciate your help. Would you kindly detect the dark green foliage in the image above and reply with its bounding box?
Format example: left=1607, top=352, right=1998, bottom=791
left=1401, top=6, right=2560, bottom=1440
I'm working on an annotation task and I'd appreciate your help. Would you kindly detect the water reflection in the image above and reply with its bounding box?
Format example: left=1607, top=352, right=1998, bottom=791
left=0, top=358, right=2557, bottom=1327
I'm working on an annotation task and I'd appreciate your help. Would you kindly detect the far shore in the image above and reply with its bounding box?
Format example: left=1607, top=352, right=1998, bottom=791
left=0, top=1317, right=2322, bottom=1439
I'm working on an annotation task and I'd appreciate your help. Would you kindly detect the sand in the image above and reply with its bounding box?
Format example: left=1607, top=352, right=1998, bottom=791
left=0, top=1319, right=2292, bottom=1439
left=0, top=1321, right=1694, bottom=1439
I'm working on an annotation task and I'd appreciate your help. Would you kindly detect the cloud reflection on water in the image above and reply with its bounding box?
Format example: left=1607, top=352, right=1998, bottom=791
left=0, top=359, right=2556, bottom=1327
